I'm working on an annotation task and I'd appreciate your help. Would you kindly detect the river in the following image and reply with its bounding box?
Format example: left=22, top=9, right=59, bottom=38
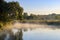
left=0, top=23, right=60, bottom=40
left=23, top=28, right=60, bottom=40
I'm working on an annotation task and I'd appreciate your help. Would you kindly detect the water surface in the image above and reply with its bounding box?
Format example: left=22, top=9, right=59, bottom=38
left=23, top=28, right=60, bottom=40
left=0, top=23, right=60, bottom=40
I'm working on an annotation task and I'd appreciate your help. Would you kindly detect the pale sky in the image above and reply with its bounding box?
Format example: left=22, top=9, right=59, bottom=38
left=5, top=0, right=60, bottom=15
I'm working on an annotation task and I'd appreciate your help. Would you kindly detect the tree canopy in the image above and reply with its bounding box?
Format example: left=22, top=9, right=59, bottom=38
left=0, top=0, right=23, bottom=22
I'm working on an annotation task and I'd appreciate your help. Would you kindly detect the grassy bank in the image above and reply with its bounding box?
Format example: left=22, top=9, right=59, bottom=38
left=0, top=20, right=60, bottom=31
left=0, top=21, right=14, bottom=31
left=21, top=20, right=60, bottom=25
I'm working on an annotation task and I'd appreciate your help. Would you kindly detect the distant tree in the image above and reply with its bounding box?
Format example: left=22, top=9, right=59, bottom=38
left=55, top=16, right=60, bottom=20
left=29, top=14, right=36, bottom=19
left=23, top=12, right=28, bottom=19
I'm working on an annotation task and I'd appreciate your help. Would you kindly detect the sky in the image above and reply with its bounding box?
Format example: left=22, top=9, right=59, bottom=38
left=5, top=0, right=60, bottom=15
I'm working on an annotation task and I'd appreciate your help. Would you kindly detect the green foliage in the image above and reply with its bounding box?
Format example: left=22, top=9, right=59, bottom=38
left=55, top=16, right=60, bottom=19
left=23, top=12, right=28, bottom=19
left=23, top=12, right=60, bottom=20
left=0, top=0, right=23, bottom=22
left=23, top=13, right=40, bottom=20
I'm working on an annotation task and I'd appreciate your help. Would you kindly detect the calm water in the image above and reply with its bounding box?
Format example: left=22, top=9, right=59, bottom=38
left=23, top=28, right=60, bottom=40
left=22, top=23, right=60, bottom=40
left=0, top=23, right=60, bottom=40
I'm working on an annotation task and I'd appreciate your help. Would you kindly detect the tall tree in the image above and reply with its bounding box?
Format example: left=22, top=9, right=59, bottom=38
left=0, top=0, right=8, bottom=22
left=7, top=2, right=23, bottom=20
left=0, top=0, right=23, bottom=22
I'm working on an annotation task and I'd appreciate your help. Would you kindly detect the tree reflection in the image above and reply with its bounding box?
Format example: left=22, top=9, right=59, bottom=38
left=16, top=29, right=23, bottom=40
left=0, top=29, right=23, bottom=40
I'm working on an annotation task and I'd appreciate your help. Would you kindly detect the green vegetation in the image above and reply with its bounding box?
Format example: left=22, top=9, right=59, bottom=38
left=22, top=13, right=60, bottom=25
left=0, top=0, right=23, bottom=29
left=23, top=13, right=60, bottom=20
left=0, top=0, right=60, bottom=29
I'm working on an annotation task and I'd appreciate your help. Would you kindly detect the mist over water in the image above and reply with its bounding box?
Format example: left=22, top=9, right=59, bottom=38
left=0, top=22, right=60, bottom=40
left=12, top=22, right=60, bottom=30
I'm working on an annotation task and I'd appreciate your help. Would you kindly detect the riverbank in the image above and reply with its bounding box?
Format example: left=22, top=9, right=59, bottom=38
left=0, top=20, right=60, bottom=31
left=21, top=20, right=60, bottom=25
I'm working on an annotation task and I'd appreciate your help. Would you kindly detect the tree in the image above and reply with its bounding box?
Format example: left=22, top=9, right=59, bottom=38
left=7, top=2, right=23, bottom=20
left=17, top=6, right=23, bottom=20
left=0, top=0, right=8, bottom=22
left=55, top=16, right=60, bottom=20
left=29, top=14, right=35, bottom=19
left=0, top=0, right=23, bottom=22
left=23, top=12, right=28, bottom=19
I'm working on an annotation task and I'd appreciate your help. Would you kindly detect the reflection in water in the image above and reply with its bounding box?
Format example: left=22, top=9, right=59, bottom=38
left=16, top=29, right=23, bottom=40
left=5, top=33, right=10, bottom=40
left=23, top=28, right=60, bottom=40
left=1, top=23, right=60, bottom=40
left=0, top=29, right=23, bottom=40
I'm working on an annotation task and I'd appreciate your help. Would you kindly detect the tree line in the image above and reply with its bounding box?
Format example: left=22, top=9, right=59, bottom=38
left=23, top=13, right=60, bottom=20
